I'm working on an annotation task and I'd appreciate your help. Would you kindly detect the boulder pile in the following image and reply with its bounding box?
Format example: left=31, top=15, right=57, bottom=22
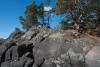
left=0, top=28, right=100, bottom=67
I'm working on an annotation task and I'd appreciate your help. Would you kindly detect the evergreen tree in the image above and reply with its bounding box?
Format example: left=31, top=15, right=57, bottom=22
left=38, top=3, right=46, bottom=27
left=19, top=2, right=39, bottom=31
left=59, top=19, right=73, bottom=30
left=46, top=0, right=50, bottom=6
left=19, top=16, right=31, bottom=31
left=19, top=2, right=52, bottom=30
left=45, top=0, right=52, bottom=28
left=24, top=2, right=39, bottom=28
left=55, top=0, right=100, bottom=33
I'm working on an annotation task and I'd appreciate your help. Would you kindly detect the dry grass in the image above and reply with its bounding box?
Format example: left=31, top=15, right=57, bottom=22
left=64, top=29, right=100, bottom=45
left=30, top=28, right=51, bottom=36
left=80, top=33, right=100, bottom=45
left=49, top=32, right=64, bottom=38
left=25, top=29, right=100, bottom=45
left=64, top=30, right=76, bottom=36
left=29, top=28, right=39, bottom=32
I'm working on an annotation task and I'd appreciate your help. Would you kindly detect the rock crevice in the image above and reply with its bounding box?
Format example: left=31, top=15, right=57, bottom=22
left=0, top=29, right=100, bottom=67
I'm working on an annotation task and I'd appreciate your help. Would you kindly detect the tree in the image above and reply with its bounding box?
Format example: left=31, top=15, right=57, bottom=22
left=15, top=27, right=21, bottom=32
left=90, top=0, right=100, bottom=29
left=42, top=0, right=52, bottom=28
left=19, top=1, right=52, bottom=30
left=55, top=0, right=100, bottom=33
left=24, top=2, right=39, bottom=28
left=19, top=16, right=31, bottom=31
left=46, top=0, right=50, bottom=6
left=19, top=2, right=39, bottom=31
left=59, top=19, right=73, bottom=30
left=38, top=3, right=46, bottom=27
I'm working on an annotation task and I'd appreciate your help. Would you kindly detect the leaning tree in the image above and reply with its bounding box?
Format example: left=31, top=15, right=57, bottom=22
left=55, top=0, right=100, bottom=33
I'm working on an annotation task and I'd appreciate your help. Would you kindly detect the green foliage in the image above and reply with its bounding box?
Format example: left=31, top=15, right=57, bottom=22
left=15, top=27, right=21, bottom=32
left=55, top=0, right=100, bottom=32
left=18, top=0, right=100, bottom=34
left=59, top=19, right=73, bottom=30
left=19, top=2, right=39, bottom=31
left=19, top=2, right=51, bottom=31
left=24, top=2, right=39, bottom=27
left=46, top=0, right=50, bottom=6
left=86, top=23, right=95, bottom=29
left=55, top=0, right=74, bottom=14
left=38, top=3, right=45, bottom=27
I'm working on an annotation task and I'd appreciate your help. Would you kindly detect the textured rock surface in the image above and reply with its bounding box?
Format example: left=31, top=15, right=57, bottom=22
left=0, top=38, right=5, bottom=45
left=85, top=44, right=100, bottom=67
left=0, top=28, right=100, bottom=67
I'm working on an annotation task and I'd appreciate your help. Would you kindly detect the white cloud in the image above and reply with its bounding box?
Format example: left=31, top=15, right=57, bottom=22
left=44, top=6, right=52, bottom=11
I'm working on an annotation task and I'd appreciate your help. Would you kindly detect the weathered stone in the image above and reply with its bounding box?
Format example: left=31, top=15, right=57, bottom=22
left=22, top=29, right=39, bottom=40
left=0, top=42, right=16, bottom=64
left=0, top=38, right=5, bottom=45
left=0, top=28, right=100, bottom=67
left=5, top=46, right=18, bottom=61
left=7, top=30, right=24, bottom=42
left=41, top=60, right=56, bottom=67
left=85, top=45, right=100, bottom=67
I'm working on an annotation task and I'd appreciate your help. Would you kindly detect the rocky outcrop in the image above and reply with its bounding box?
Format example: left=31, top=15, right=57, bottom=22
left=0, top=38, right=5, bottom=45
left=0, top=28, right=100, bottom=67
left=85, top=44, right=100, bottom=67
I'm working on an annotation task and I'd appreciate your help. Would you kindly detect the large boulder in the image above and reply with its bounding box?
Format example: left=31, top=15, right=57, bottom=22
left=0, top=28, right=100, bottom=67
left=7, top=29, right=24, bottom=42
left=0, top=41, right=16, bottom=64
left=0, top=38, right=5, bottom=45
left=22, top=29, right=39, bottom=40
left=0, top=41, right=34, bottom=67
left=85, top=44, right=100, bottom=67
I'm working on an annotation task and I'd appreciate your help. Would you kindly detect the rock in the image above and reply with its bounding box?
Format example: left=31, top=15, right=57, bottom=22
left=67, top=48, right=85, bottom=67
left=1, top=61, right=11, bottom=67
left=0, top=38, right=5, bottom=45
left=5, top=46, right=18, bottom=61
left=1, top=56, right=33, bottom=67
left=0, top=41, right=16, bottom=64
left=18, top=42, right=33, bottom=57
left=0, top=28, right=100, bottom=67
left=0, top=42, right=34, bottom=67
left=41, top=60, right=56, bottom=67
left=22, top=29, right=39, bottom=40
left=32, top=64, right=38, bottom=67
left=19, top=52, right=33, bottom=67
left=7, top=30, right=24, bottom=42
left=34, top=57, right=45, bottom=66
left=31, top=34, right=45, bottom=44
left=85, top=45, right=100, bottom=67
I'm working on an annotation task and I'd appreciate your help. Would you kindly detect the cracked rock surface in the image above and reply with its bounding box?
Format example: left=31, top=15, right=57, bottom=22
left=0, top=28, right=100, bottom=67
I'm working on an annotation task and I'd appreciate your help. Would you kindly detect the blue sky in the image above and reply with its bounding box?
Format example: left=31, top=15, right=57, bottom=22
left=0, top=0, right=64, bottom=39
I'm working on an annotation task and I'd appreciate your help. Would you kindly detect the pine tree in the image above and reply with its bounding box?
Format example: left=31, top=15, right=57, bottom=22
left=38, top=3, right=46, bottom=27
left=59, top=19, right=73, bottom=30
left=46, top=0, right=50, bottom=6
left=55, top=0, right=100, bottom=33
left=45, top=0, right=52, bottom=28
left=19, top=2, right=39, bottom=31
left=19, top=16, right=32, bottom=31
left=24, top=2, right=39, bottom=28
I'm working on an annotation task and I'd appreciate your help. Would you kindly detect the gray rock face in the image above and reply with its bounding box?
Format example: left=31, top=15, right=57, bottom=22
left=0, top=28, right=100, bottom=67
left=0, top=38, right=5, bottom=45
left=85, top=45, right=100, bottom=67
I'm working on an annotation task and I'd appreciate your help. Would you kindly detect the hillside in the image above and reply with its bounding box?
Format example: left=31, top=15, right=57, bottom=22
left=0, top=28, right=100, bottom=67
